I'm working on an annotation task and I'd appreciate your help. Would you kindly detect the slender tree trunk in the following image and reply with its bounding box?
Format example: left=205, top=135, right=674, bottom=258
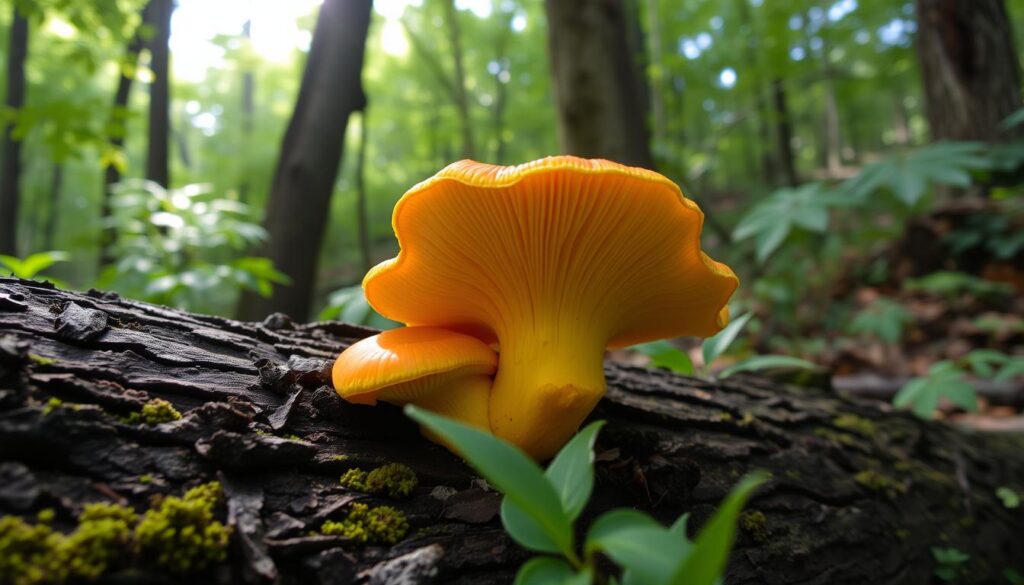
left=43, top=164, right=63, bottom=250
left=0, top=7, right=28, bottom=256
left=355, top=110, right=372, bottom=274
left=644, top=0, right=666, bottom=148
left=146, top=0, right=173, bottom=188
left=239, top=18, right=255, bottom=203
left=544, top=0, right=655, bottom=168
left=915, top=0, right=1023, bottom=142
left=100, top=9, right=147, bottom=269
left=491, top=8, right=513, bottom=164
left=440, top=0, right=475, bottom=159
left=893, top=93, right=911, bottom=146
left=772, top=79, right=799, bottom=187
left=236, top=0, right=372, bottom=321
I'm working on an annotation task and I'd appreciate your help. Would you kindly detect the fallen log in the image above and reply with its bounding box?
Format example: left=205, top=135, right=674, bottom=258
left=1, top=277, right=1022, bottom=584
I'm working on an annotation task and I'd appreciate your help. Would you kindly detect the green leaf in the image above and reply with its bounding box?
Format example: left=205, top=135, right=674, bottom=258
left=585, top=509, right=686, bottom=585
left=405, top=406, right=574, bottom=556
left=513, top=557, right=575, bottom=585
left=669, top=472, right=768, bottom=585
left=717, top=355, right=817, bottom=379
left=545, top=421, right=604, bottom=521
left=631, top=340, right=694, bottom=375
left=994, top=358, right=1024, bottom=382
left=893, top=365, right=977, bottom=419
left=501, top=499, right=561, bottom=554
left=702, top=313, right=752, bottom=371
left=996, top=486, right=1020, bottom=509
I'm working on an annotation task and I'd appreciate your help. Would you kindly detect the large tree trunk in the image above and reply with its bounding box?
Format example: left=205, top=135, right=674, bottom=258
left=0, top=7, right=28, bottom=256
left=236, top=0, right=372, bottom=322
left=915, top=0, right=1024, bottom=142
left=1, top=277, right=1022, bottom=584
left=145, top=0, right=173, bottom=188
left=771, top=79, right=799, bottom=188
left=544, top=0, right=655, bottom=168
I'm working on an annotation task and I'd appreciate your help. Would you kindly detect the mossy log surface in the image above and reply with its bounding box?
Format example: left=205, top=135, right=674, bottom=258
left=1, top=277, right=1022, bottom=585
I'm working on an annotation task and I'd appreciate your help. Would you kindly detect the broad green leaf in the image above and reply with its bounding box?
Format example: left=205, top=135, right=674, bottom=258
left=19, top=251, right=69, bottom=278
left=545, top=421, right=604, bottom=521
left=632, top=340, right=695, bottom=375
left=754, top=220, right=789, bottom=263
left=513, top=557, right=575, bottom=585
left=1000, top=107, right=1024, bottom=130
left=585, top=509, right=685, bottom=585
left=996, top=487, right=1020, bottom=509
left=718, top=355, right=819, bottom=379
left=669, top=472, right=768, bottom=585
left=501, top=498, right=561, bottom=554
left=994, top=359, right=1024, bottom=382
left=405, top=406, right=574, bottom=556
left=702, top=313, right=752, bottom=370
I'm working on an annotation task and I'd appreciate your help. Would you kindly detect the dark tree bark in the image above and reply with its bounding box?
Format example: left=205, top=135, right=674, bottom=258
left=544, top=0, right=655, bottom=168
left=236, top=0, right=372, bottom=322
left=915, top=0, right=1024, bottom=142
left=0, top=6, right=29, bottom=256
left=146, top=0, right=173, bottom=188
left=771, top=79, right=799, bottom=188
left=100, top=22, right=147, bottom=269
left=1, top=277, right=1023, bottom=584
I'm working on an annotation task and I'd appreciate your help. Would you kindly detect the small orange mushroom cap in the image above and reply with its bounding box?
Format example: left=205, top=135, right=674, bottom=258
left=332, top=327, right=496, bottom=430
left=358, top=156, right=738, bottom=459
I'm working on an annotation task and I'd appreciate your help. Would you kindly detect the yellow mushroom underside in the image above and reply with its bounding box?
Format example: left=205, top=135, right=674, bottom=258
left=360, top=156, right=738, bottom=459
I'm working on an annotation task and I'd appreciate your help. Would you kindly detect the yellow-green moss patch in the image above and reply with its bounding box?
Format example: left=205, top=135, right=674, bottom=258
left=321, top=503, right=408, bottom=545
left=739, top=510, right=769, bottom=543
left=833, top=414, right=876, bottom=438
left=125, top=399, right=182, bottom=426
left=854, top=469, right=906, bottom=499
left=134, top=481, right=231, bottom=574
left=340, top=463, right=418, bottom=499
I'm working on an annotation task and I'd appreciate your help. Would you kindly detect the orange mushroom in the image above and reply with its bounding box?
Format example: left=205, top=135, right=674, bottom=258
left=334, top=156, right=738, bottom=459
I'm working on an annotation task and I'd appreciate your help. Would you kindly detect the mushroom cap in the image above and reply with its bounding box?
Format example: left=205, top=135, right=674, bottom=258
left=332, top=327, right=497, bottom=406
left=363, top=156, right=737, bottom=347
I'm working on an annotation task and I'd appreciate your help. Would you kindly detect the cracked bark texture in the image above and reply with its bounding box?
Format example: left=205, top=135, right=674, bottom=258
left=1, top=277, right=1022, bottom=585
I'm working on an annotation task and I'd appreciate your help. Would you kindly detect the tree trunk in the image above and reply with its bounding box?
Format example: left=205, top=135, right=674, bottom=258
left=43, top=164, right=63, bottom=251
left=491, top=7, right=513, bottom=164
left=355, top=110, right=372, bottom=274
left=239, top=18, right=255, bottom=204
left=771, top=79, right=799, bottom=188
left=544, top=0, right=655, bottom=168
left=100, top=22, right=146, bottom=269
left=915, top=0, right=1024, bottom=142
left=643, top=0, right=666, bottom=148
left=236, top=0, right=372, bottom=322
left=440, top=0, right=475, bottom=159
left=146, top=0, right=173, bottom=188
left=1, top=277, right=1022, bottom=584
left=0, top=6, right=28, bottom=256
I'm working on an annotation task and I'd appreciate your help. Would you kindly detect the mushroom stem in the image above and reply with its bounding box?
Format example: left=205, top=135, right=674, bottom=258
left=414, top=373, right=492, bottom=433
left=487, top=333, right=607, bottom=460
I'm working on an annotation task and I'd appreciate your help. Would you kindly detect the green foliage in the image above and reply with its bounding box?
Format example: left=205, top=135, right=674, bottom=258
left=98, top=181, right=289, bottom=314
left=318, top=284, right=400, bottom=328
left=717, top=355, right=819, bottom=379
left=320, top=503, right=409, bottom=545
left=931, top=546, right=970, bottom=582
left=406, top=405, right=766, bottom=585
left=732, top=183, right=832, bottom=263
left=124, top=398, right=182, bottom=425
left=702, top=313, right=754, bottom=371
left=894, top=361, right=977, bottom=419
left=944, top=212, right=1024, bottom=261
left=134, top=481, right=231, bottom=574
left=903, top=271, right=1014, bottom=299
left=629, top=340, right=694, bottom=375
left=847, top=298, right=914, bottom=344
left=0, top=251, right=69, bottom=286
left=339, top=463, right=418, bottom=499
left=841, top=142, right=991, bottom=206
left=996, top=487, right=1020, bottom=509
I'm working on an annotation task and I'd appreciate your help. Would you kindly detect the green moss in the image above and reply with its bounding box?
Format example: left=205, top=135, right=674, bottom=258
left=329, top=454, right=350, bottom=462
left=125, top=399, right=182, bottom=426
left=139, top=474, right=154, bottom=484
left=0, top=503, right=138, bottom=585
left=715, top=411, right=733, bottom=422
left=739, top=510, right=768, bottom=543
left=854, top=470, right=907, bottom=499
left=285, top=434, right=302, bottom=441
left=833, top=414, right=876, bottom=438
left=738, top=412, right=756, bottom=427
left=321, top=503, right=408, bottom=545
left=340, top=463, right=418, bottom=499
left=27, top=354, right=56, bottom=366
left=813, top=427, right=860, bottom=448
left=134, top=481, right=231, bottom=574
left=42, top=398, right=62, bottom=415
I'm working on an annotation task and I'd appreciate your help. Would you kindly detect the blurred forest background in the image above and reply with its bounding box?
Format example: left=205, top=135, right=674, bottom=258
left=1, top=0, right=1023, bottom=421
